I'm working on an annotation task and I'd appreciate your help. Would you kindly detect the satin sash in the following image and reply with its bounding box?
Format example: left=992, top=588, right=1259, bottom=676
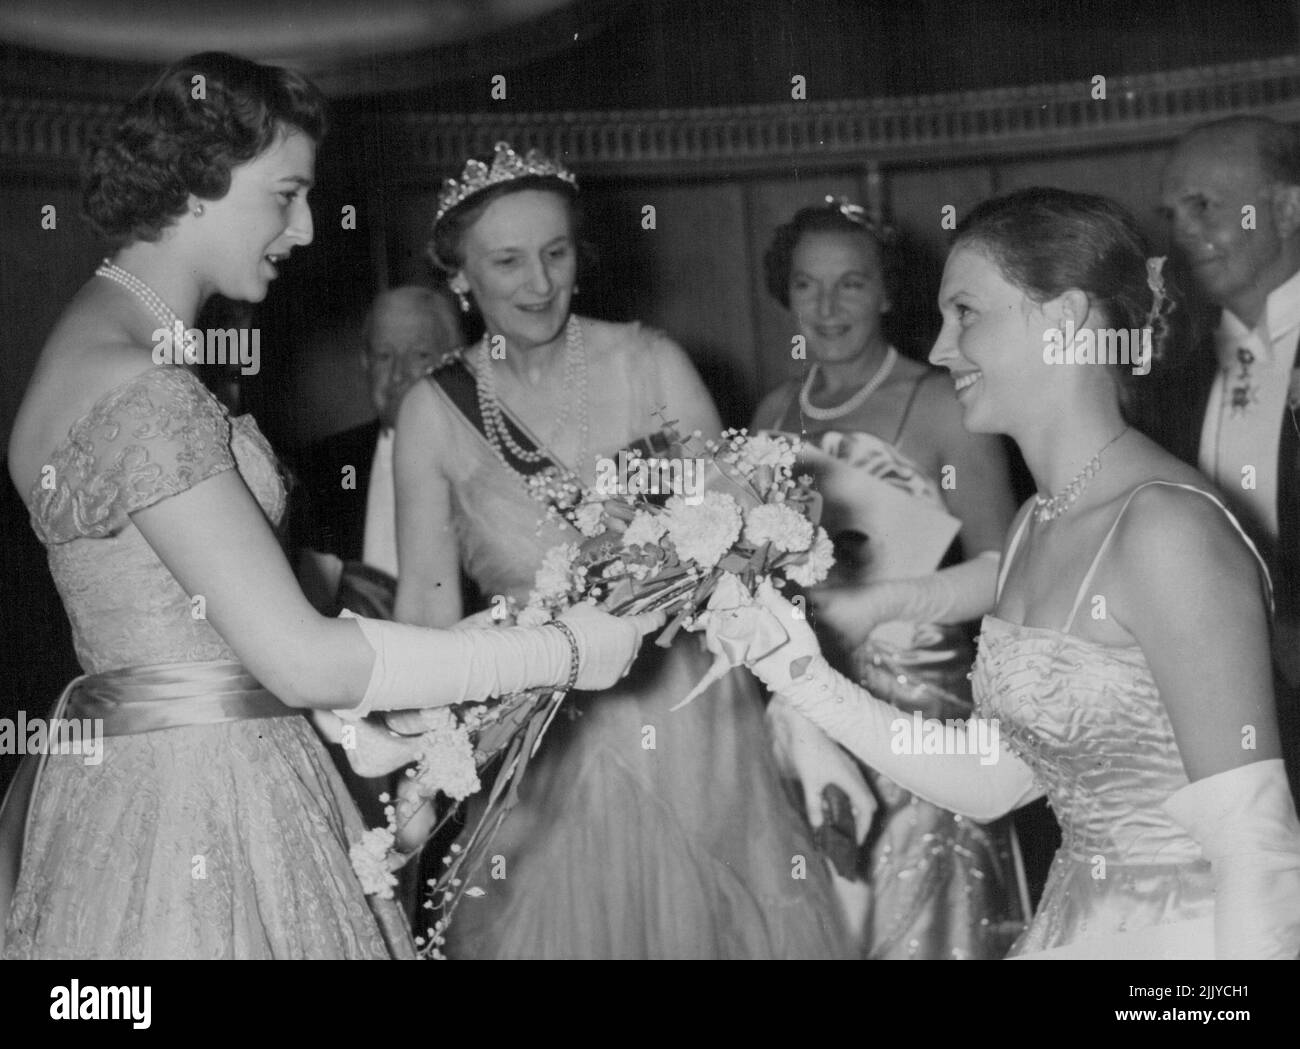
left=0, top=660, right=296, bottom=943
left=64, top=660, right=295, bottom=736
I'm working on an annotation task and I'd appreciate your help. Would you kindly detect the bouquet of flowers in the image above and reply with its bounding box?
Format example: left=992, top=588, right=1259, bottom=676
left=351, top=420, right=834, bottom=957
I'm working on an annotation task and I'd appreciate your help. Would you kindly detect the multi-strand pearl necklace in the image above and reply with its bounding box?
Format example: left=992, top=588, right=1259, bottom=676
left=474, top=314, right=590, bottom=480
left=799, top=346, right=898, bottom=421
left=94, top=259, right=182, bottom=332
left=1033, top=426, right=1130, bottom=523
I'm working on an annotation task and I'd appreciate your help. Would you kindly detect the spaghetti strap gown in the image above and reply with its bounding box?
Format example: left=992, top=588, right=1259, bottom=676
left=430, top=323, right=850, bottom=958
left=979, top=481, right=1270, bottom=958
left=765, top=372, right=1026, bottom=958
left=1, top=367, right=414, bottom=959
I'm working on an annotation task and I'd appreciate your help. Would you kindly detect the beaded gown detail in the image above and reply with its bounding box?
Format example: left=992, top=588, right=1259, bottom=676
left=765, top=375, right=1025, bottom=959
left=432, top=324, right=850, bottom=959
left=2, top=367, right=412, bottom=959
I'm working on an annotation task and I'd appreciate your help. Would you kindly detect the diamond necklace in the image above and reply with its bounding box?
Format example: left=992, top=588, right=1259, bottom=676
left=1033, top=426, right=1130, bottom=523
left=798, top=346, right=898, bottom=421
left=95, top=259, right=182, bottom=332
left=474, top=315, right=590, bottom=477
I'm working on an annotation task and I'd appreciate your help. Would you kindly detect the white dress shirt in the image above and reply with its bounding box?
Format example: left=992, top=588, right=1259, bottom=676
left=362, top=427, right=398, bottom=577
left=1199, top=265, right=1300, bottom=541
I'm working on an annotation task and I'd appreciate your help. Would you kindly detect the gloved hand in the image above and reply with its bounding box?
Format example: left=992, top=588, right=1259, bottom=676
left=560, top=603, right=666, bottom=691
left=335, top=605, right=665, bottom=719
left=811, top=551, right=999, bottom=650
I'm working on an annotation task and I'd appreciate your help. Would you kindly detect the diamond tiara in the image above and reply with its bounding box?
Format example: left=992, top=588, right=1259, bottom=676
left=434, top=141, right=578, bottom=226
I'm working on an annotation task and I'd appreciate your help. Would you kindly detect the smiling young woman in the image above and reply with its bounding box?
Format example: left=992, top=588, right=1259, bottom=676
left=726, top=188, right=1300, bottom=959
left=0, top=57, right=653, bottom=960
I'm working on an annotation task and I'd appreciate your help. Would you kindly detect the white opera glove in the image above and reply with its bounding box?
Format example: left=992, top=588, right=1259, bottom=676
left=1163, top=758, right=1300, bottom=959
left=811, top=551, right=999, bottom=650
left=335, top=604, right=663, bottom=718
left=751, top=585, right=1043, bottom=822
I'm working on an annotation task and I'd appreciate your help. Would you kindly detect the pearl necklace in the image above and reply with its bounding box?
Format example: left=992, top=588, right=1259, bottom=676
left=1033, top=426, right=1130, bottom=523
left=799, top=346, right=898, bottom=421
left=95, top=259, right=182, bottom=331
left=475, top=315, right=589, bottom=477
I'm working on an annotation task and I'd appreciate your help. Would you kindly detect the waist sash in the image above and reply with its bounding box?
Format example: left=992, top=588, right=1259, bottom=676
left=0, top=660, right=297, bottom=932
left=64, top=660, right=295, bottom=737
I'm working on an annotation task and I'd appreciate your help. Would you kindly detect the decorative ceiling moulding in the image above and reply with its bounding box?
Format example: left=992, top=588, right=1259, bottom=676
left=377, top=55, right=1300, bottom=180
left=3, top=55, right=1299, bottom=178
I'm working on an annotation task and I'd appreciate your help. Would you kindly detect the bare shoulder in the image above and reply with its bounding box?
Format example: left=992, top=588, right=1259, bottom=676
left=1111, top=481, right=1264, bottom=593
left=9, top=292, right=157, bottom=493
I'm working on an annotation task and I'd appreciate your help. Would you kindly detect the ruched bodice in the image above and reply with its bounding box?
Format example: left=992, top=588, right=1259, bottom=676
left=975, top=617, right=1205, bottom=869
left=964, top=480, right=1272, bottom=957
left=29, top=367, right=286, bottom=673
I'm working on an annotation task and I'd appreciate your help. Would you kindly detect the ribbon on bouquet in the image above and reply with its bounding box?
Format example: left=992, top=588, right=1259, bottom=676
left=671, top=573, right=789, bottom=711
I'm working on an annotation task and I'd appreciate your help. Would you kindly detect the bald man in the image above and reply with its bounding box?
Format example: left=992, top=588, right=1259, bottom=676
left=1154, top=115, right=1300, bottom=796
left=294, top=286, right=461, bottom=613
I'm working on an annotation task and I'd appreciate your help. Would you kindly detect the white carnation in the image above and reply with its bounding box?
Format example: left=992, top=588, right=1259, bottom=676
left=743, top=502, right=814, bottom=553
left=622, top=510, right=667, bottom=549
left=785, top=527, right=835, bottom=587
left=664, top=491, right=743, bottom=570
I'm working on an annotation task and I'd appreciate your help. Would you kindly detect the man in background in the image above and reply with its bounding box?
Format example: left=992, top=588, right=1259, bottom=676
left=1152, top=115, right=1300, bottom=799
left=294, top=285, right=461, bottom=616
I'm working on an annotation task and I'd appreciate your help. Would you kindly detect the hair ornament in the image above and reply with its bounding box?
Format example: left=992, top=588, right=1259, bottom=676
left=823, top=195, right=896, bottom=246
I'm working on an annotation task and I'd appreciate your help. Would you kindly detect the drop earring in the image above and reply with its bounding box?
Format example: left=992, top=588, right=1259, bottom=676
left=192, top=202, right=205, bottom=217
left=453, top=286, right=471, bottom=313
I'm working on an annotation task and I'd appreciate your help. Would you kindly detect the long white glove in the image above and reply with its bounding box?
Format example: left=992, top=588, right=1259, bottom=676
left=336, top=603, right=663, bottom=718
left=1163, top=758, right=1300, bottom=959
left=812, top=551, right=999, bottom=649
left=728, top=583, right=1043, bottom=822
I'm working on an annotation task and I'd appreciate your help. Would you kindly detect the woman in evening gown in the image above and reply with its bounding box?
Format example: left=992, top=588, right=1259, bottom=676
left=0, top=56, right=651, bottom=960
left=752, top=199, right=1026, bottom=958
left=715, top=187, right=1300, bottom=958
left=394, top=143, right=849, bottom=958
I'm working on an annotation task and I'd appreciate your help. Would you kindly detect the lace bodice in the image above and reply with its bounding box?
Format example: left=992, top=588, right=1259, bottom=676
left=27, top=366, right=286, bottom=674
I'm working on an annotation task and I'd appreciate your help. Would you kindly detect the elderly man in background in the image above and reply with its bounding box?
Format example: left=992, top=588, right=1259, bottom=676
left=294, top=285, right=462, bottom=616
left=1152, top=115, right=1300, bottom=800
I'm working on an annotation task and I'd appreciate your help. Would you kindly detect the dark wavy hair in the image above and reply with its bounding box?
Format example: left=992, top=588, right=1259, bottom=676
left=763, top=202, right=896, bottom=309
left=427, top=175, right=582, bottom=274
left=82, top=52, right=327, bottom=246
left=953, top=187, right=1175, bottom=414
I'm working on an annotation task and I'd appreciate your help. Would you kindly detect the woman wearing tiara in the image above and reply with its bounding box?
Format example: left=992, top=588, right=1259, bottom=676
left=712, top=187, right=1300, bottom=958
left=1, top=55, right=652, bottom=960
left=752, top=198, right=1026, bottom=958
left=393, top=143, right=850, bottom=958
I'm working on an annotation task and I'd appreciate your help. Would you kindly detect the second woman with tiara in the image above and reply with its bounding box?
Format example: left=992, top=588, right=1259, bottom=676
left=392, top=143, right=850, bottom=958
